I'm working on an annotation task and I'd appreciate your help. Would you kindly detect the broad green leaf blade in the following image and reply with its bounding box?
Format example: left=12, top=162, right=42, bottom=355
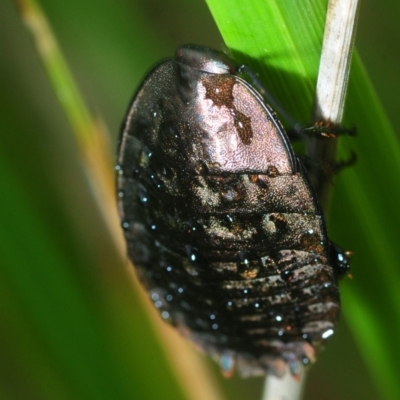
left=206, top=0, right=328, bottom=123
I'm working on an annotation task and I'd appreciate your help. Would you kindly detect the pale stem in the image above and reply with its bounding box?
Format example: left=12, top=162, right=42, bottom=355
left=262, top=366, right=305, bottom=400
left=307, top=0, right=360, bottom=208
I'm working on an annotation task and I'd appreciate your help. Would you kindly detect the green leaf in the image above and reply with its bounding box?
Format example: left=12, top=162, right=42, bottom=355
left=206, top=0, right=327, bottom=123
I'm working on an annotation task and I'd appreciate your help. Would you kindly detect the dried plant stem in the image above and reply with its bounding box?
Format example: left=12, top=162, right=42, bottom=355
left=262, top=366, right=305, bottom=400
left=262, top=0, right=359, bottom=399
left=307, top=0, right=360, bottom=208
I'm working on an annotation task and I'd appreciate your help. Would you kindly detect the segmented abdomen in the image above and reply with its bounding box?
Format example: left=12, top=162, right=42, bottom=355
left=117, top=135, right=339, bottom=376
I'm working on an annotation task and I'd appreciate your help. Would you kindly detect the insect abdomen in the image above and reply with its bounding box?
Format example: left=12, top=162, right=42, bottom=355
left=117, top=46, right=341, bottom=376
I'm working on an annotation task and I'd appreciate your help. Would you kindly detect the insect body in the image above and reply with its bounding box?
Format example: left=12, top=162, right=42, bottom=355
left=117, top=45, right=348, bottom=377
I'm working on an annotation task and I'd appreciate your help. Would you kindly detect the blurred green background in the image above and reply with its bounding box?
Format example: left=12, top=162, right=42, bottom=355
left=1, top=0, right=399, bottom=399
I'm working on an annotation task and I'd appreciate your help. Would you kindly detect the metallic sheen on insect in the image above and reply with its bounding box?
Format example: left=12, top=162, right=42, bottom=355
left=116, top=45, right=349, bottom=377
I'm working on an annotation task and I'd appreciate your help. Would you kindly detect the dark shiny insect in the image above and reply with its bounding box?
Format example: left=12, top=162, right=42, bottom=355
left=116, top=45, right=349, bottom=377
